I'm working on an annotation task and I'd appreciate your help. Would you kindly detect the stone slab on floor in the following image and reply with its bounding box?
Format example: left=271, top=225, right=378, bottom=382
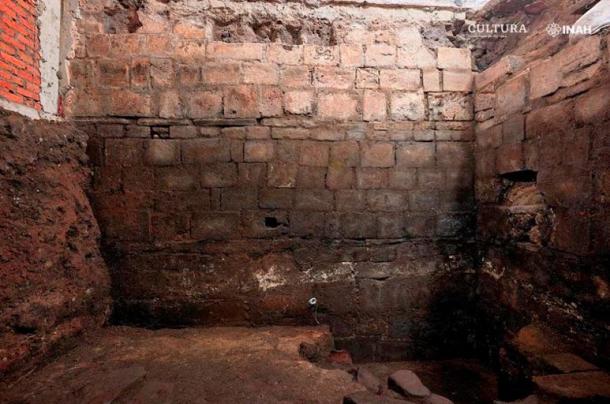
left=0, top=326, right=364, bottom=404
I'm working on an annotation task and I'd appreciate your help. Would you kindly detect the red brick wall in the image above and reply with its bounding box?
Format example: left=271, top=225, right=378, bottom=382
left=0, top=0, right=41, bottom=110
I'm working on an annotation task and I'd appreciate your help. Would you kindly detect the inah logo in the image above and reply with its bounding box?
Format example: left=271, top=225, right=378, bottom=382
left=545, top=22, right=593, bottom=37
left=546, top=22, right=562, bottom=37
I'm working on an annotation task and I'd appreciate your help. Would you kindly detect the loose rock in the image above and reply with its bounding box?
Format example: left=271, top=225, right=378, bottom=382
left=388, top=370, right=431, bottom=398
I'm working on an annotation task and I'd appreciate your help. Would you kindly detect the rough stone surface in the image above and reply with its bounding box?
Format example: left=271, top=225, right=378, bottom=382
left=388, top=369, right=431, bottom=398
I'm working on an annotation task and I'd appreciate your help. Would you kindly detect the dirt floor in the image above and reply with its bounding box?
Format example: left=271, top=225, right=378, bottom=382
left=0, top=326, right=497, bottom=404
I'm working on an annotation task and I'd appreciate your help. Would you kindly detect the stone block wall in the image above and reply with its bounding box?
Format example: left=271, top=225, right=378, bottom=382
left=63, top=0, right=480, bottom=360
left=474, top=32, right=610, bottom=371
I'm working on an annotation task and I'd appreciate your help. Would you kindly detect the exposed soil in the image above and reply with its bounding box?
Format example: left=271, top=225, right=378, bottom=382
left=0, top=109, right=110, bottom=379
left=0, top=325, right=498, bottom=404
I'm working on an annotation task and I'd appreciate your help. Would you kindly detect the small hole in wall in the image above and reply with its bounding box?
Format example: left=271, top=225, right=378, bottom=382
left=499, top=170, right=537, bottom=183
left=264, top=217, right=280, bottom=228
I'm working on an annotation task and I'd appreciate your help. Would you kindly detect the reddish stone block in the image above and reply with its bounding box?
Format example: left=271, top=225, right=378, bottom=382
left=378, top=212, right=406, bottom=238
left=207, top=42, right=264, bottom=60
left=97, top=59, right=128, bottom=88
left=304, top=45, right=339, bottom=65
left=428, top=93, right=473, bottom=121
left=530, top=58, right=560, bottom=99
left=182, top=139, right=231, bottom=163
left=244, top=140, right=275, bottom=162
left=367, top=190, right=407, bottom=211
left=267, top=44, right=303, bottom=65
left=356, top=168, right=389, bottom=189
left=150, top=58, right=174, bottom=88
left=388, top=168, right=417, bottom=189
left=243, top=63, right=279, bottom=85
left=340, top=44, right=363, bottom=67
left=159, top=90, right=183, bottom=119
left=272, top=128, right=310, bottom=140
left=380, top=69, right=421, bottom=90
left=155, top=166, right=199, bottom=191
left=105, top=139, right=144, bottom=166
left=221, top=188, right=258, bottom=210
left=422, top=68, right=441, bottom=92
left=260, top=188, right=294, bottom=209
left=317, top=92, right=359, bottom=120
left=356, top=68, right=380, bottom=89
left=184, top=91, right=222, bottom=118
left=391, top=92, right=426, bottom=121
left=238, top=162, right=267, bottom=187
left=297, top=166, right=327, bottom=188
left=437, top=47, right=471, bottom=70
left=203, top=63, right=241, bottom=85
left=396, top=142, right=435, bottom=168
left=340, top=212, right=377, bottom=238
left=144, top=139, right=180, bottom=166
left=502, top=114, right=525, bottom=144
left=417, top=168, right=444, bottom=188
left=280, top=66, right=312, bottom=87
left=365, top=44, right=396, bottom=67
left=495, top=73, right=528, bottom=118
left=106, top=90, right=152, bottom=117
left=200, top=163, right=238, bottom=187
left=258, top=87, right=283, bottom=117
left=361, top=143, right=395, bottom=168
left=331, top=141, right=360, bottom=167
left=290, top=211, right=326, bottom=236
left=224, top=85, right=258, bottom=118
left=437, top=142, right=472, bottom=167
left=443, top=70, right=473, bottom=92
left=192, top=212, right=240, bottom=240
left=409, top=189, right=440, bottom=211
left=314, top=67, right=354, bottom=89
left=495, top=143, right=524, bottom=174
left=300, top=141, right=329, bottom=167
left=268, top=162, right=298, bottom=188
left=336, top=190, right=366, bottom=211
left=363, top=90, right=387, bottom=122
left=295, top=189, right=334, bottom=211
left=327, top=167, right=355, bottom=189
left=284, top=90, right=314, bottom=115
